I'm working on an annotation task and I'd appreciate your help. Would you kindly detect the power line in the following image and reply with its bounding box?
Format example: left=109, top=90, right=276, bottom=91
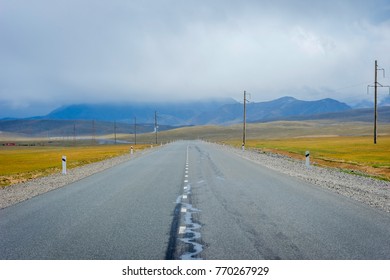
left=333, top=80, right=373, bottom=92
left=321, top=76, right=386, bottom=93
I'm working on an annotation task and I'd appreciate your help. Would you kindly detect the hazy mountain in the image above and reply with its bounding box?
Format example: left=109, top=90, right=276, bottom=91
left=351, top=100, right=374, bottom=109
left=284, top=106, right=390, bottom=123
left=0, top=119, right=176, bottom=138
left=194, top=96, right=351, bottom=124
left=380, top=96, right=390, bottom=106
left=44, top=98, right=238, bottom=125
left=42, top=96, right=351, bottom=125
left=1, top=97, right=362, bottom=138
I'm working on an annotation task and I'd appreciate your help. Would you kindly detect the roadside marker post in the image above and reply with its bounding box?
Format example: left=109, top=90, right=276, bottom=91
left=305, top=151, right=310, bottom=169
left=130, top=146, right=134, bottom=155
left=62, top=156, right=67, bottom=175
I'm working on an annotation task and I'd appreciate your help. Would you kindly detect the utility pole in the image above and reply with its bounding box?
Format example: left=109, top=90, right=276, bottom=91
left=154, top=111, right=158, bottom=145
left=368, top=60, right=390, bottom=144
left=374, top=60, right=378, bottom=144
left=92, top=120, right=95, bottom=144
left=73, top=121, right=76, bottom=146
left=243, top=90, right=246, bottom=150
left=114, top=121, right=117, bottom=144
left=242, top=91, right=250, bottom=150
left=134, top=117, right=137, bottom=145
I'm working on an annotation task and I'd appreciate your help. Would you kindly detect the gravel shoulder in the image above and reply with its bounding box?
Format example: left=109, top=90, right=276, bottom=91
left=0, top=149, right=154, bottom=209
left=215, top=143, right=390, bottom=213
left=2, top=142, right=390, bottom=213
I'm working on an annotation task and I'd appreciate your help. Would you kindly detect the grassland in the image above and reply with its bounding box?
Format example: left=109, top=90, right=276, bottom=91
left=224, top=136, right=390, bottom=181
left=1, top=120, right=390, bottom=186
left=153, top=120, right=390, bottom=181
left=0, top=144, right=148, bottom=187
left=143, top=120, right=390, bottom=141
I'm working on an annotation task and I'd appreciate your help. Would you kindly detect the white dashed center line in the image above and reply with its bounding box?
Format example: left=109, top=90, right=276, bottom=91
left=177, top=145, right=203, bottom=260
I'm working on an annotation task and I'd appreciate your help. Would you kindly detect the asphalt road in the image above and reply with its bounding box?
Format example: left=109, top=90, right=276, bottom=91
left=1, top=141, right=390, bottom=259
left=0, top=143, right=186, bottom=259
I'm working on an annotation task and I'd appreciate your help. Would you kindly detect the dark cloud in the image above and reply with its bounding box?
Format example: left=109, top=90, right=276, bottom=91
left=1, top=0, right=390, bottom=117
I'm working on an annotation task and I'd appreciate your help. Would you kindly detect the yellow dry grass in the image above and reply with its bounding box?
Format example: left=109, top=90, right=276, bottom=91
left=225, top=136, right=390, bottom=180
left=0, top=144, right=148, bottom=187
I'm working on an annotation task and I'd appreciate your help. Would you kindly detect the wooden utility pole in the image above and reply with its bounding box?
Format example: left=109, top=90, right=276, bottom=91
left=92, top=120, right=95, bottom=144
left=134, top=117, right=137, bottom=145
left=73, top=121, right=76, bottom=146
left=242, top=90, right=247, bottom=150
left=154, top=111, right=158, bottom=144
left=369, top=60, right=390, bottom=144
left=114, top=121, right=117, bottom=144
left=374, top=60, right=378, bottom=144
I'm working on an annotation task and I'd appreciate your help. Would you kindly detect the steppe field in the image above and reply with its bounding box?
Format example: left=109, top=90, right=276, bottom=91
left=1, top=120, right=390, bottom=187
left=156, top=121, right=390, bottom=181
left=0, top=142, right=148, bottom=187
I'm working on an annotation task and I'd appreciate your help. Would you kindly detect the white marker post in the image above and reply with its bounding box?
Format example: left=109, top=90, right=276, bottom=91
left=130, top=146, right=134, bottom=155
left=305, top=151, right=310, bottom=169
left=62, top=156, right=67, bottom=175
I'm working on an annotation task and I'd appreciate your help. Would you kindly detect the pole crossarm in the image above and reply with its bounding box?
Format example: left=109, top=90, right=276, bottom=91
left=367, top=84, right=390, bottom=92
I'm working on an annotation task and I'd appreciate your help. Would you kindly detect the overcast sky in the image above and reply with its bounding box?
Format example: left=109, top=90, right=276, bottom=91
left=1, top=0, right=390, bottom=117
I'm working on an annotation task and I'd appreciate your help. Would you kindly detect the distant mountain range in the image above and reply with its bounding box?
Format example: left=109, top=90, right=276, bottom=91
left=266, top=106, right=390, bottom=123
left=0, top=119, right=176, bottom=138
left=193, top=96, right=351, bottom=124
left=42, top=98, right=237, bottom=125
left=1, top=96, right=389, bottom=137
left=33, top=96, right=351, bottom=125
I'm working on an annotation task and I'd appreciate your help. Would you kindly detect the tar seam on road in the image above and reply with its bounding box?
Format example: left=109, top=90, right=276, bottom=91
left=179, top=145, right=203, bottom=259
left=164, top=146, right=188, bottom=260
left=165, top=202, right=182, bottom=260
left=165, top=144, right=203, bottom=260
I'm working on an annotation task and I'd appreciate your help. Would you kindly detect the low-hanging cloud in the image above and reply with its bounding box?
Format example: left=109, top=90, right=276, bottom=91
left=1, top=0, right=390, bottom=117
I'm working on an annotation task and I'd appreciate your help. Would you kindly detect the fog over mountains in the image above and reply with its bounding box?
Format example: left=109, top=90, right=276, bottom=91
left=1, top=96, right=389, bottom=137
left=37, top=96, right=351, bottom=125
